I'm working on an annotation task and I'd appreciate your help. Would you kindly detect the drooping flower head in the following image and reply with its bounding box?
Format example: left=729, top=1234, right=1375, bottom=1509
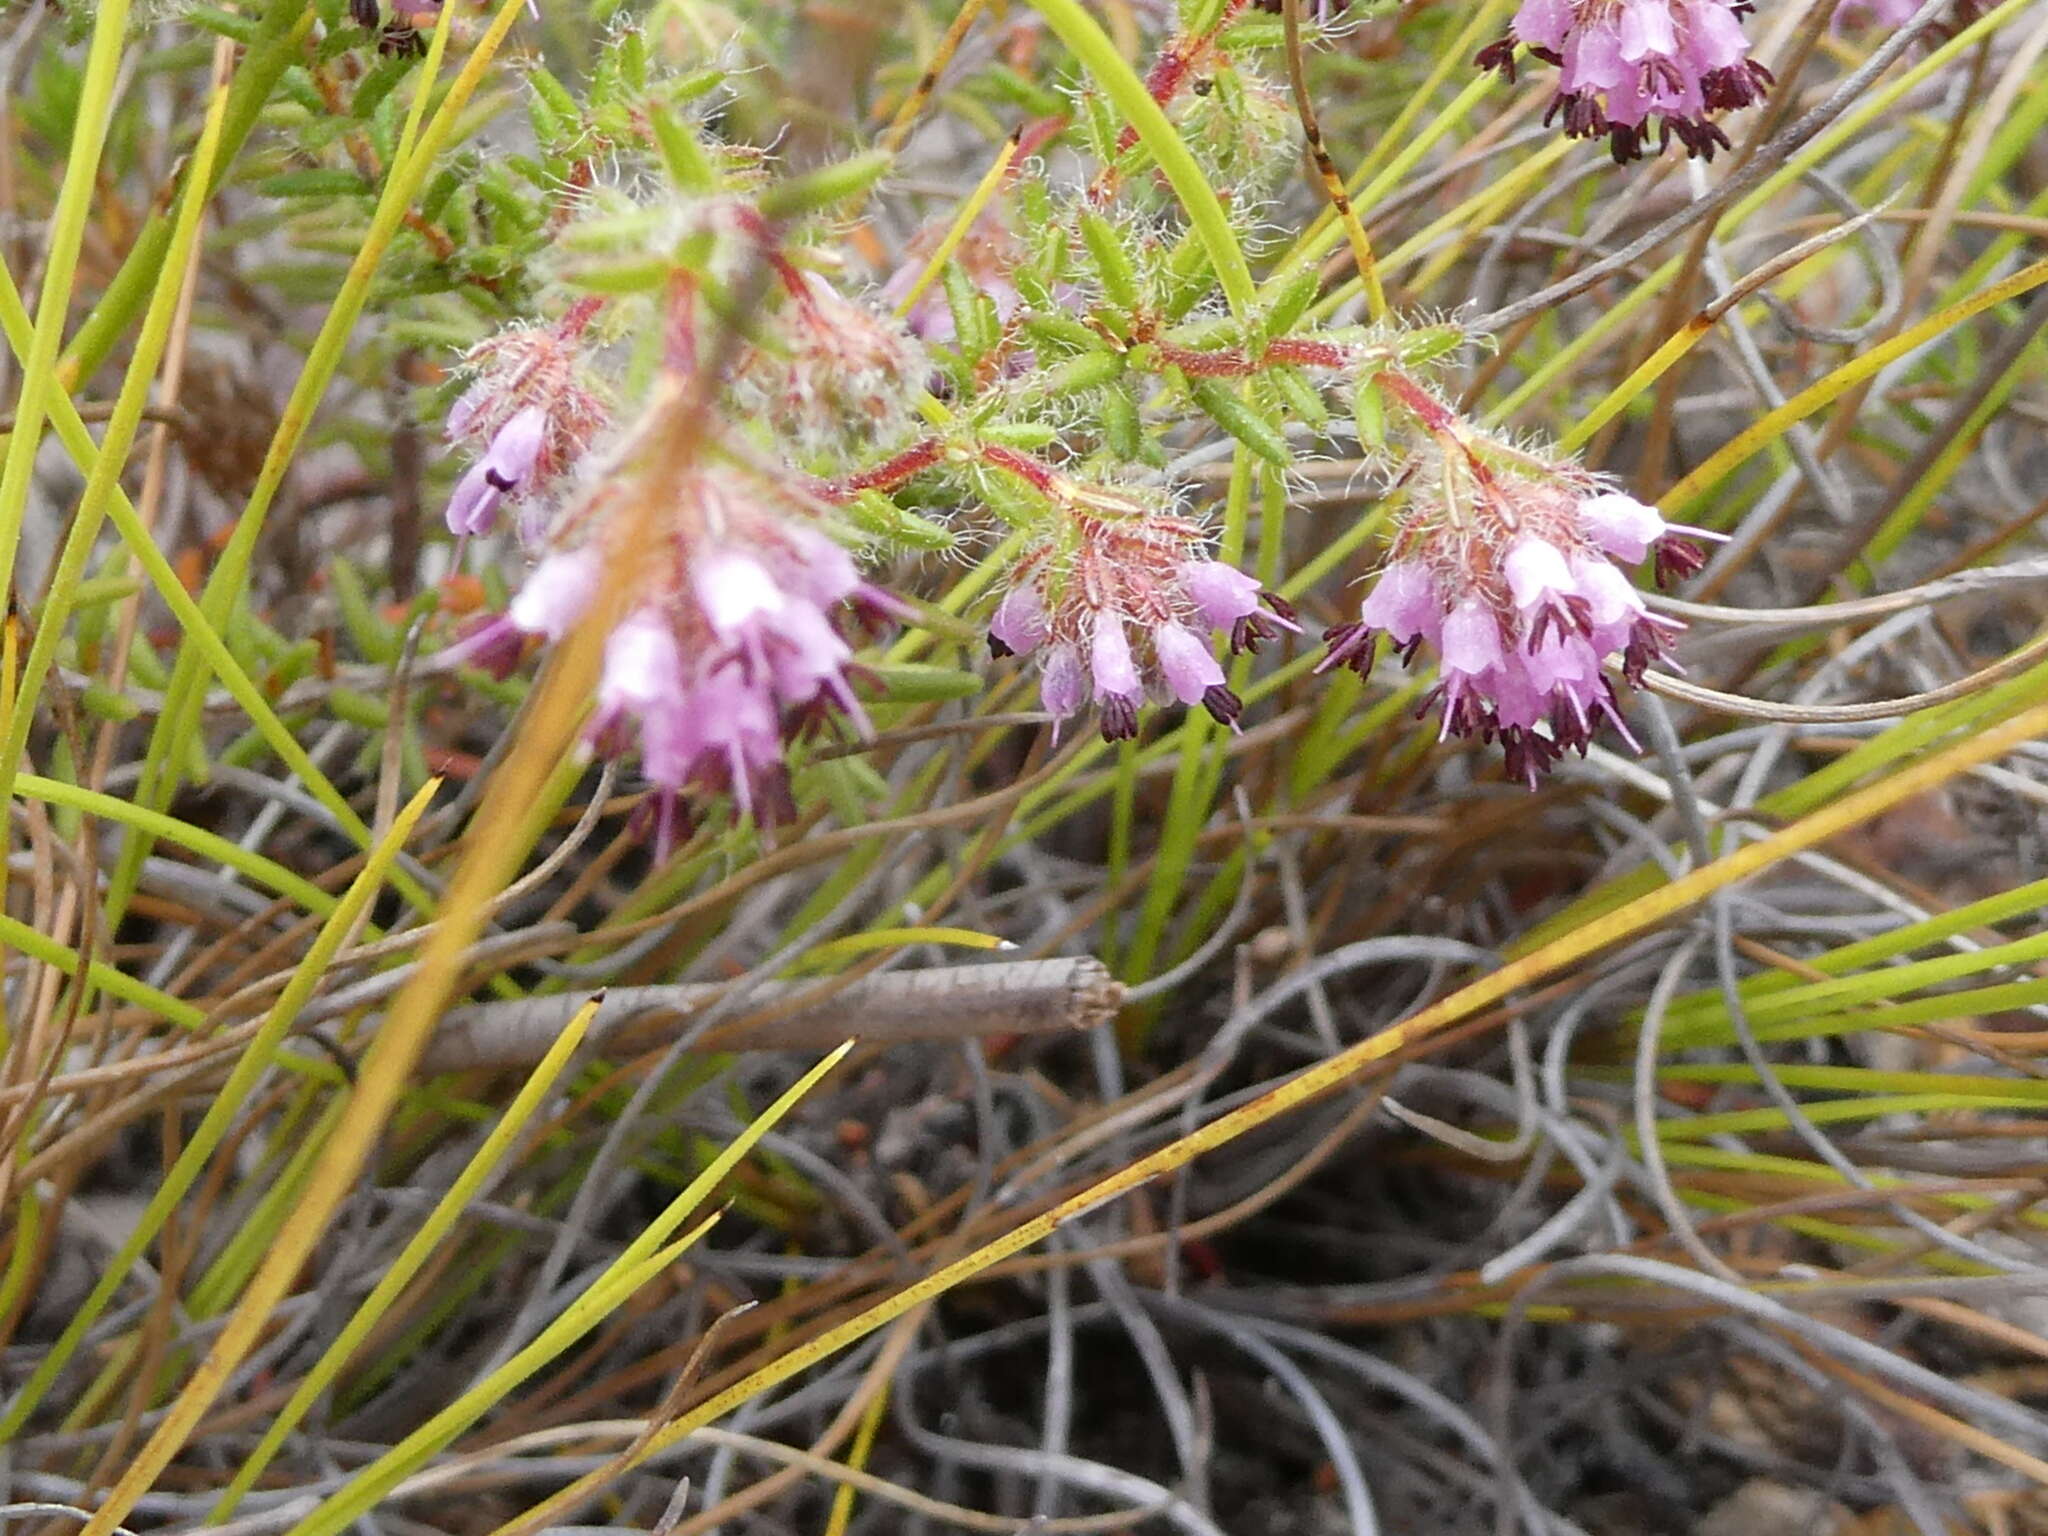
left=1320, top=400, right=1718, bottom=786
left=982, top=473, right=1298, bottom=742
left=603, top=463, right=897, bottom=839
left=461, top=451, right=898, bottom=851
left=443, top=298, right=611, bottom=539
left=435, top=156, right=956, bottom=848
left=1478, top=0, right=1771, bottom=162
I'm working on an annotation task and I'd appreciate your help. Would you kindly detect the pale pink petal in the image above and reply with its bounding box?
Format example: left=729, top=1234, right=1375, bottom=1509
left=1619, top=0, right=1679, bottom=60
left=1090, top=613, right=1142, bottom=698
left=1358, top=559, right=1443, bottom=644
left=1688, top=0, right=1751, bottom=64
left=1504, top=536, right=1578, bottom=612
left=990, top=584, right=1050, bottom=656
left=1439, top=598, right=1506, bottom=678
left=1514, top=0, right=1575, bottom=50
left=1041, top=644, right=1085, bottom=719
left=1577, top=492, right=1668, bottom=563
left=507, top=547, right=601, bottom=639
left=1180, top=559, right=1263, bottom=629
left=485, top=406, right=547, bottom=485
left=1153, top=623, right=1225, bottom=705
left=1567, top=554, right=1647, bottom=630
left=599, top=608, right=685, bottom=717
left=696, top=551, right=786, bottom=639
left=445, top=462, right=502, bottom=536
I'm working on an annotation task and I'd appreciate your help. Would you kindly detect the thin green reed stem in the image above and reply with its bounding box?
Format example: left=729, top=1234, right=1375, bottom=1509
left=16, top=775, right=334, bottom=916
left=113, top=0, right=516, bottom=926
left=1156, top=466, right=1292, bottom=979
left=1862, top=326, right=2048, bottom=570
left=1512, top=650, right=2048, bottom=956
left=1659, top=256, right=2048, bottom=515
left=0, top=0, right=129, bottom=585
left=1489, top=0, right=2036, bottom=427
left=1119, top=452, right=1256, bottom=1006
left=132, top=0, right=464, bottom=808
left=276, top=1050, right=851, bottom=1536
left=0, top=262, right=436, bottom=917
left=1266, top=0, right=1515, bottom=295
left=895, top=1, right=1270, bottom=1000
left=1104, top=741, right=1140, bottom=972
left=1345, top=0, right=1515, bottom=198
left=58, top=0, right=315, bottom=390
left=210, top=996, right=600, bottom=1516
left=393, top=0, right=458, bottom=171
left=1026, top=0, right=1257, bottom=319
left=0, top=786, right=435, bottom=1445
left=0, top=912, right=207, bottom=1030
left=0, top=45, right=237, bottom=851
left=0, top=0, right=129, bottom=1007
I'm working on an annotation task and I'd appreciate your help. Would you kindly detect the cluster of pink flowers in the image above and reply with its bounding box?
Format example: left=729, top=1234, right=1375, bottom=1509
left=442, top=298, right=609, bottom=542
left=1478, top=0, right=1771, bottom=161
left=440, top=270, right=918, bottom=846
left=1321, top=478, right=1713, bottom=787
left=979, top=468, right=1297, bottom=742
left=597, top=488, right=895, bottom=846
left=461, top=463, right=895, bottom=849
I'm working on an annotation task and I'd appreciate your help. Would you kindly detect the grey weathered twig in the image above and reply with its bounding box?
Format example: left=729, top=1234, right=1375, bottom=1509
left=414, top=957, right=1125, bottom=1074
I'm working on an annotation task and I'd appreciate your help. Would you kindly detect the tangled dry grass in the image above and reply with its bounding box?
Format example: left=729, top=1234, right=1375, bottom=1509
left=8, top=2, right=2048, bottom=1534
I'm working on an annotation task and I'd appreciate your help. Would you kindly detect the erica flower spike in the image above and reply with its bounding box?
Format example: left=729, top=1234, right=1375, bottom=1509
left=1321, top=382, right=1718, bottom=786
left=981, top=471, right=1298, bottom=743
left=468, top=459, right=896, bottom=853
left=1479, top=0, right=1771, bottom=161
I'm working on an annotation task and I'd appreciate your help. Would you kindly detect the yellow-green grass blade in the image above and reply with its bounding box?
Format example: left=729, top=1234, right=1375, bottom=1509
left=0, top=780, right=439, bottom=1441
left=0, top=0, right=130, bottom=598
left=0, top=265, right=437, bottom=920
left=115, top=0, right=519, bottom=927
left=278, top=1043, right=854, bottom=1536
left=211, top=994, right=608, bottom=1517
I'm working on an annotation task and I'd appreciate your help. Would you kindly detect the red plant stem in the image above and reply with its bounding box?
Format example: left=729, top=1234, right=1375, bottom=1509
left=1155, top=341, right=1254, bottom=377
left=1263, top=335, right=1350, bottom=369
left=767, top=250, right=816, bottom=309
left=1112, top=0, right=1252, bottom=153
left=1151, top=334, right=1355, bottom=377
left=1376, top=368, right=1460, bottom=434
left=1117, top=50, right=1191, bottom=155
left=559, top=295, right=606, bottom=338
left=823, top=437, right=948, bottom=499
left=548, top=158, right=597, bottom=231
left=977, top=442, right=1060, bottom=493
left=1013, top=113, right=1069, bottom=165
left=663, top=273, right=698, bottom=377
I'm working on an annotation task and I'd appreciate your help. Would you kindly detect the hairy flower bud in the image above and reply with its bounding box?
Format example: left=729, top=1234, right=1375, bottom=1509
left=736, top=270, right=928, bottom=462
left=442, top=301, right=610, bottom=540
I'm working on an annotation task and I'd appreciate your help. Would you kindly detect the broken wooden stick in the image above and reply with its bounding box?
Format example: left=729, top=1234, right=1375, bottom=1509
left=415, top=957, right=1125, bottom=1074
